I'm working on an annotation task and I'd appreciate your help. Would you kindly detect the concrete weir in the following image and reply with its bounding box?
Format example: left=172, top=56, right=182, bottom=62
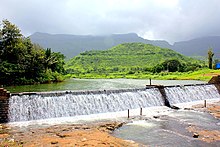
left=1, top=78, right=220, bottom=123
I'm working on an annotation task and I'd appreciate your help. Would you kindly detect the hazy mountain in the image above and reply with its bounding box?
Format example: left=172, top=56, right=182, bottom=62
left=30, top=32, right=220, bottom=58
left=173, top=36, right=220, bottom=58
left=30, top=32, right=171, bottom=58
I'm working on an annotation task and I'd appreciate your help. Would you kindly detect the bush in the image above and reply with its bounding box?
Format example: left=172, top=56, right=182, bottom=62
left=127, top=70, right=135, bottom=74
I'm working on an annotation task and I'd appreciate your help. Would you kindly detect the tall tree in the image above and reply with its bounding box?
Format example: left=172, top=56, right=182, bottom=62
left=0, top=20, right=65, bottom=86
left=208, top=48, right=214, bottom=69
left=0, top=19, right=23, bottom=62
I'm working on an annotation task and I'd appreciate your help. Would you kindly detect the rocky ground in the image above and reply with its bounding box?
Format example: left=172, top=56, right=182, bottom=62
left=0, top=101, right=220, bottom=146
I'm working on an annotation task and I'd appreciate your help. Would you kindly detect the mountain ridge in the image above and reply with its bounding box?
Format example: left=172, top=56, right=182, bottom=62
left=173, top=36, right=220, bottom=57
left=30, top=32, right=220, bottom=58
left=30, top=32, right=172, bottom=58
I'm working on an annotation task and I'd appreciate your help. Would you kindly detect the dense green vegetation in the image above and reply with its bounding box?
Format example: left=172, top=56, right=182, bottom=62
left=0, top=20, right=65, bottom=86
left=65, top=42, right=204, bottom=78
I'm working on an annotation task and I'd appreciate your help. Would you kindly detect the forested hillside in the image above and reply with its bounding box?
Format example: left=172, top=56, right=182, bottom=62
left=65, top=43, right=202, bottom=78
left=0, top=20, right=65, bottom=86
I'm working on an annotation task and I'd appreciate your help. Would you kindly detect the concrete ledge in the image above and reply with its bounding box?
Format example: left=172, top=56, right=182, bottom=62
left=11, top=88, right=149, bottom=97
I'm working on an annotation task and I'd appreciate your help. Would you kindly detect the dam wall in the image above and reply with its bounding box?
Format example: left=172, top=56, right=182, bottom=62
left=1, top=82, right=220, bottom=123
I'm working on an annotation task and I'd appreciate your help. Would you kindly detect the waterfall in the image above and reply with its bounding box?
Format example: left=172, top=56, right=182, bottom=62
left=165, top=84, right=220, bottom=105
left=8, top=88, right=164, bottom=122
left=8, top=84, right=220, bottom=122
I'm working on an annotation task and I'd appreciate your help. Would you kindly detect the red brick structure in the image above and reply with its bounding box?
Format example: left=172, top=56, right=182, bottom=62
left=0, top=88, right=10, bottom=123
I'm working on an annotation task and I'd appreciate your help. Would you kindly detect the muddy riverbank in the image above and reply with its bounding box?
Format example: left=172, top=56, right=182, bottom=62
left=0, top=121, right=140, bottom=146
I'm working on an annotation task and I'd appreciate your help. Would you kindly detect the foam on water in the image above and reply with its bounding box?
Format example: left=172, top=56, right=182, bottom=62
left=165, top=84, right=220, bottom=104
left=8, top=106, right=170, bottom=127
left=126, top=120, right=157, bottom=128
left=8, top=88, right=164, bottom=122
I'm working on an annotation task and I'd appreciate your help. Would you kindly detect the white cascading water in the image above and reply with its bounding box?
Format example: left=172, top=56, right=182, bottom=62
left=8, top=88, right=164, bottom=122
left=165, top=84, right=220, bottom=105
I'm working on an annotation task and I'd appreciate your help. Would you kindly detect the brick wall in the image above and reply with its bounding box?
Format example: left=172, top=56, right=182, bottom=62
left=0, top=88, right=10, bottom=123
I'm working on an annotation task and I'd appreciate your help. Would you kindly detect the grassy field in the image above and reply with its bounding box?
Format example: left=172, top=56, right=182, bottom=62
left=67, top=68, right=220, bottom=81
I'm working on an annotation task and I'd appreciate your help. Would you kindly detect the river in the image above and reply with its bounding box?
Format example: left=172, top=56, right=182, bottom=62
left=5, top=78, right=206, bottom=93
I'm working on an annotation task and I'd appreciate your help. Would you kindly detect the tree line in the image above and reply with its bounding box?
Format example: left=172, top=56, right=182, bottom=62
left=0, top=20, right=65, bottom=86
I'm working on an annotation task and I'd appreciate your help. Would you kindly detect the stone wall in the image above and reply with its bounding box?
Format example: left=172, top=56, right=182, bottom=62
left=0, top=88, right=10, bottom=123
left=208, top=75, right=220, bottom=94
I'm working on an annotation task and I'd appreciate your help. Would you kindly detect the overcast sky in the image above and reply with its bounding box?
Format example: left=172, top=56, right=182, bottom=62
left=1, top=0, right=220, bottom=44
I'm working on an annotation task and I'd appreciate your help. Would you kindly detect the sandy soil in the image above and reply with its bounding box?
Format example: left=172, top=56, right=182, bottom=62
left=203, top=73, right=220, bottom=76
left=1, top=101, right=220, bottom=146
left=0, top=122, right=139, bottom=147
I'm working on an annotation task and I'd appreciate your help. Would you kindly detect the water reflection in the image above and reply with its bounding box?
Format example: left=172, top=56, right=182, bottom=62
left=5, top=78, right=206, bottom=93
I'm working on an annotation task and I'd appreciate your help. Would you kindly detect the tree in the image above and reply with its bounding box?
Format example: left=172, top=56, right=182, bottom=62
left=0, top=20, right=23, bottom=62
left=0, top=20, right=65, bottom=86
left=162, top=59, right=182, bottom=72
left=44, top=48, right=65, bottom=73
left=208, top=48, right=214, bottom=69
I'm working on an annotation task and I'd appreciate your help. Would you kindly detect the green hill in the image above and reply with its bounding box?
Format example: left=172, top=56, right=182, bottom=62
left=65, top=43, right=202, bottom=78
left=30, top=32, right=172, bottom=58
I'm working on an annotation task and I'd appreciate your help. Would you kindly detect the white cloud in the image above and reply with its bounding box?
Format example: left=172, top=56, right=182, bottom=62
left=0, top=0, right=220, bottom=43
left=153, top=0, right=179, bottom=8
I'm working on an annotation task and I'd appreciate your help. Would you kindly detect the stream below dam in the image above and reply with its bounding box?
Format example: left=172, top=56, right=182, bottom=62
left=113, top=109, right=220, bottom=146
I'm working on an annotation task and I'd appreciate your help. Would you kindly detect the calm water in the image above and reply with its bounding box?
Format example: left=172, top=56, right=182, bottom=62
left=5, top=78, right=206, bottom=93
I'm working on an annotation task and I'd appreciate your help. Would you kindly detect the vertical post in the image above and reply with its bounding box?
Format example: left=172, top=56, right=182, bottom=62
left=150, top=78, right=152, bottom=85
left=128, top=109, right=130, bottom=118
left=140, top=108, right=142, bottom=116
left=204, top=100, right=206, bottom=107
